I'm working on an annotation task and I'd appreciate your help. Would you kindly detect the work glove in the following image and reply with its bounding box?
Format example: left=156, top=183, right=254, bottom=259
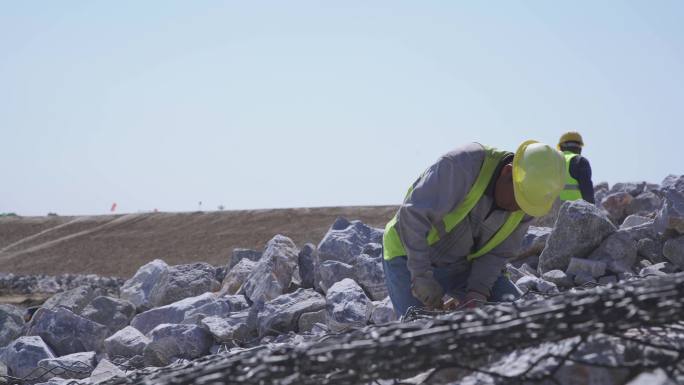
left=462, top=291, right=488, bottom=309
left=411, top=272, right=444, bottom=309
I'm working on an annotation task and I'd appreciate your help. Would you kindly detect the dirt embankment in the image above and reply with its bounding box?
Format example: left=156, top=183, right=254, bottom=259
left=0, top=206, right=397, bottom=278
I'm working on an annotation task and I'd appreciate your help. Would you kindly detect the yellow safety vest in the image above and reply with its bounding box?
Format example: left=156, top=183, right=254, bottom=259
left=559, top=151, right=582, bottom=201
left=383, top=146, right=525, bottom=262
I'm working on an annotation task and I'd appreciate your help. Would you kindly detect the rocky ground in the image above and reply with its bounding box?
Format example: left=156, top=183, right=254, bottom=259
left=0, top=206, right=397, bottom=277
left=1, top=175, right=683, bottom=385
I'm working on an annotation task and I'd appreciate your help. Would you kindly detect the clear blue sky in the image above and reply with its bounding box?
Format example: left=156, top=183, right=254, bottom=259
left=1, top=1, right=682, bottom=216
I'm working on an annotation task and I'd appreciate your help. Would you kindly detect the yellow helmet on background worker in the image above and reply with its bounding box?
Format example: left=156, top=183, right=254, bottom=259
left=557, top=131, right=584, bottom=150
left=512, top=140, right=566, bottom=217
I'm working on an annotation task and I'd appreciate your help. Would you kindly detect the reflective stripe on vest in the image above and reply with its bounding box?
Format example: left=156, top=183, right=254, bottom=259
left=559, top=151, right=582, bottom=201
left=382, top=146, right=525, bottom=262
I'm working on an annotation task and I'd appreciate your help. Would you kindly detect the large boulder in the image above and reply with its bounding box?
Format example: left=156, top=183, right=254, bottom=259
left=130, top=293, right=247, bottom=334
left=257, top=289, right=326, bottom=337
left=621, top=220, right=665, bottom=264
left=0, top=305, right=24, bottom=348
left=538, top=200, right=616, bottom=274
left=130, top=293, right=216, bottom=335
left=601, top=192, right=634, bottom=225
left=586, top=230, right=638, bottom=274
left=80, top=296, right=136, bottom=335
left=620, top=215, right=652, bottom=229
left=89, top=359, right=126, bottom=383
left=298, top=310, right=327, bottom=333
left=104, top=326, right=150, bottom=359
left=143, top=324, right=213, bottom=367
left=26, top=307, right=109, bottom=356
left=565, top=257, right=607, bottom=279
left=150, top=262, right=219, bottom=307
left=661, top=174, right=684, bottom=191
left=609, top=181, right=656, bottom=197
left=316, top=260, right=355, bottom=293
left=326, top=278, right=372, bottom=332
left=228, top=248, right=262, bottom=269
left=622, top=220, right=657, bottom=242
left=290, top=266, right=303, bottom=291
left=220, top=258, right=257, bottom=295
left=298, top=243, right=317, bottom=289
left=220, top=295, right=250, bottom=311
left=627, top=192, right=662, bottom=215
left=317, top=217, right=383, bottom=265
left=42, top=285, right=105, bottom=314
left=371, top=297, right=397, bottom=324
left=637, top=238, right=666, bottom=264
left=0, top=336, right=55, bottom=379
left=655, top=175, right=684, bottom=235
left=120, top=259, right=170, bottom=312
left=64, top=275, right=123, bottom=295
left=37, top=351, right=96, bottom=380
left=352, top=254, right=387, bottom=301
left=181, top=295, right=248, bottom=325
left=663, top=236, right=684, bottom=269
left=200, top=311, right=255, bottom=343
left=573, top=273, right=597, bottom=286
left=362, top=243, right=383, bottom=259
left=243, top=235, right=299, bottom=303
left=516, top=226, right=552, bottom=259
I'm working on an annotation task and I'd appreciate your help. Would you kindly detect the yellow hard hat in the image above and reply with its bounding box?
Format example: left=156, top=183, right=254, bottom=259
left=513, top=140, right=566, bottom=217
left=557, top=131, right=584, bottom=150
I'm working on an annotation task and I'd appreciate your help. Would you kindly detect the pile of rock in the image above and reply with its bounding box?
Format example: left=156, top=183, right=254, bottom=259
left=1, top=174, right=682, bottom=385
left=510, top=174, right=684, bottom=296
left=0, top=274, right=123, bottom=296
left=0, top=217, right=395, bottom=384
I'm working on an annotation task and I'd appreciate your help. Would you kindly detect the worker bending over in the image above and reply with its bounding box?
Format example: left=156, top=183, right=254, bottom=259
left=383, top=141, right=565, bottom=314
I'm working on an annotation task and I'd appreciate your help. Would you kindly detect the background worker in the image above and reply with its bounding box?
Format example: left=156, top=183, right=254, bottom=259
left=558, top=131, right=595, bottom=203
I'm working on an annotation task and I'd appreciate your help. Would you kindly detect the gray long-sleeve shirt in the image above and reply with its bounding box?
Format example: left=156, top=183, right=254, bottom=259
left=395, top=143, right=532, bottom=296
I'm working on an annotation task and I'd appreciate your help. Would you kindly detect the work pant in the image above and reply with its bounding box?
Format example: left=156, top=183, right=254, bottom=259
left=383, top=255, right=522, bottom=316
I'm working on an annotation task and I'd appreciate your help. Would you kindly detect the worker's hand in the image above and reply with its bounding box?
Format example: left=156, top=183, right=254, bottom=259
left=411, top=272, right=444, bottom=309
left=442, top=295, right=460, bottom=311
left=462, top=291, right=487, bottom=309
